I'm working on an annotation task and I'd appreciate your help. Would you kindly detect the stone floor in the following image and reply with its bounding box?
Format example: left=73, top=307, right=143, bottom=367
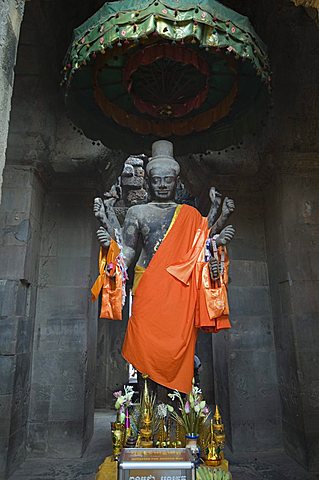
left=9, top=411, right=319, bottom=480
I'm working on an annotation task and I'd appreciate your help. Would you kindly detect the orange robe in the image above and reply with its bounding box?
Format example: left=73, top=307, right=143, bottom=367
left=122, top=204, right=231, bottom=394
left=91, top=240, right=123, bottom=320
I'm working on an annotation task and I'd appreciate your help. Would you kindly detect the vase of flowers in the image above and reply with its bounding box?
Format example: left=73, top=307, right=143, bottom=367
left=113, top=385, right=135, bottom=423
left=168, top=380, right=209, bottom=464
left=185, top=433, right=200, bottom=463
left=111, top=385, right=135, bottom=458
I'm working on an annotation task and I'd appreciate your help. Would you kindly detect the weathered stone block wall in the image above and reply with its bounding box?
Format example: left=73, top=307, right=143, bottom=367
left=95, top=303, right=129, bottom=408
left=0, top=0, right=25, bottom=201
left=264, top=169, right=319, bottom=471
left=27, top=179, right=98, bottom=457
left=5, top=1, right=57, bottom=170
left=212, top=182, right=282, bottom=453
left=0, top=166, right=44, bottom=479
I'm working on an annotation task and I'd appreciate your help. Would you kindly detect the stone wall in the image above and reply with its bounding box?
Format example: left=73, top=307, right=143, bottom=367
left=28, top=177, right=99, bottom=457
left=264, top=166, right=319, bottom=471
left=0, top=166, right=44, bottom=479
left=0, top=0, right=25, bottom=201
left=209, top=180, right=282, bottom=453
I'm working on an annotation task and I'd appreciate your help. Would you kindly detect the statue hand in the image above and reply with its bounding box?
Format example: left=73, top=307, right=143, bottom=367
left=209, top=187, right=222, bottom=209
left=209, top=257, right=220, bottom=280
left=215, top=225, right=235, bottom=247
left=104, top=184, right=120, bottom=207
left=222, top=197, right=235, bottom=217
left=94, top=197, right=107, bottom=222
left=96, top=226, right=111, bottom=248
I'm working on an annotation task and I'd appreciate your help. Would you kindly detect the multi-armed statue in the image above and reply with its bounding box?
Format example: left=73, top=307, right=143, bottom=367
left=93, top=140, right=235, bottom=393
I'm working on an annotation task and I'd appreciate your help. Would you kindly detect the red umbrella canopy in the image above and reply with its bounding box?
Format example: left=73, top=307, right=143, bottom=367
left=62, top=0, right=271, bottom=154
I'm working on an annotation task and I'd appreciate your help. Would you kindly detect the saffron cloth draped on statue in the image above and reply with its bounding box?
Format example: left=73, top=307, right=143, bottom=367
left=122, top=204, right=231, bottom=393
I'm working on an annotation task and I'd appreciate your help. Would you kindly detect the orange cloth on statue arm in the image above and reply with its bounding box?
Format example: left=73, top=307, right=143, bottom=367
left=91, top=240, right=123, bottom=320
left=195, top=248, right=231, bottom=333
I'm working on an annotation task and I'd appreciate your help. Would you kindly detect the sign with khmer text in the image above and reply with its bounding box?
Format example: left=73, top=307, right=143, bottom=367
left=118, top=448, right=195, bottom=480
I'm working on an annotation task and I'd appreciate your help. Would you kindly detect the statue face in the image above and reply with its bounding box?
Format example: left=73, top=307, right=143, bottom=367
left=121, top=160, right=145, bottom=189
left=149, top=166, right=178, bottom=201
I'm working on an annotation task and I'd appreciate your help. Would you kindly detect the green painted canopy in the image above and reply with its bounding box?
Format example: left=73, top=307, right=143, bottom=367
left=62, top=0, right=271, bottom=154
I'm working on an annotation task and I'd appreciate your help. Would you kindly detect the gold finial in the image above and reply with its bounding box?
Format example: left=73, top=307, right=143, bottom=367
left=210, top=418, right=214, bottom=436
left=213, top=405, right=225, bottom=453
left=214, top=405, right=222, bottom=423
left=142, top=374, right=150, bottom=407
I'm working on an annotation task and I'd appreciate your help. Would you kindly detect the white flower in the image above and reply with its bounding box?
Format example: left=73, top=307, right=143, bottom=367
left=157, top=403, right=168, bottom=418
left=168, top=390, right=181, bottom=401
left=193, top=386, right=202, bottom=396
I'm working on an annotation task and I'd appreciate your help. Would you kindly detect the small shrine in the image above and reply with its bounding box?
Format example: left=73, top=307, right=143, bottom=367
left=96, top=376, right=231, bottom=480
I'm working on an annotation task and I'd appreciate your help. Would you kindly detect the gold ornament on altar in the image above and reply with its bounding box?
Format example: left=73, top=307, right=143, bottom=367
left=155, top=403, right=169, bottom=448
left=139, top=406, right=154, bottom=448
left=206, top=421, right=222, bottom=467
left=106, top=375, right=230, bottom=479
left=136, top=374, right=155, bottom=448
left=213, top=405, right=226, bottom=448
left=205, top=406, right=226, bottom=467
left=111, top=420, right=124, bottom=460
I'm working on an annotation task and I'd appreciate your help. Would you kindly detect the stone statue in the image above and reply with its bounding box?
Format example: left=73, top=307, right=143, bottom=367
left=94, top=154, right=148, bottom=232
left=93, top=140, right=235, bottom=393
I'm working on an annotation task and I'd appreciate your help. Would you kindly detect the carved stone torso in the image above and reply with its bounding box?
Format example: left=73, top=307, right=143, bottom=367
left=123, top=202, right=178, bottom=268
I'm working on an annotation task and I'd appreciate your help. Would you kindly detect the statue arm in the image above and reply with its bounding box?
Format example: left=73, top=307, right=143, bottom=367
left=207, top=187, right=222, bottom=229
left=210, top=197, right=235, bottom=235
left=122, top=207, right=139, bottom=268
left=94, top=197, right=118, bottom=239
left=96, top=207, right=138, bottom=268
left=207, top=194, right=236, bottom=247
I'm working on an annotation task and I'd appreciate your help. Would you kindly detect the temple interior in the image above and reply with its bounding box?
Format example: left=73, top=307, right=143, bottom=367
left=0, top=0, right=319, bottom=479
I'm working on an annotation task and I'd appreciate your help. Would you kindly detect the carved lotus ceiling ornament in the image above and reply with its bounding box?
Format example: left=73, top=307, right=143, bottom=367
left=62, top=0, right=271, bottom=154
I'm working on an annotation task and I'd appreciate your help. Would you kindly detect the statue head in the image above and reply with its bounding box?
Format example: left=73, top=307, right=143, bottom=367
left=121, top=155, right=146, bottom=189
left=146, top=140, right=180, bottom=202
